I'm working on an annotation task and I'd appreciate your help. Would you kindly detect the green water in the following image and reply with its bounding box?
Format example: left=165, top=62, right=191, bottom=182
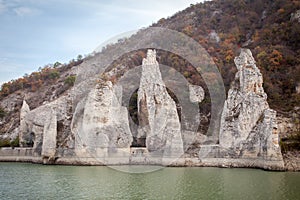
left=0, top=163, right=299, bottom=200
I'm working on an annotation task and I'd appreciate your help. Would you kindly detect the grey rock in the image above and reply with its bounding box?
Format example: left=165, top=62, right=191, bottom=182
left=19, top=100, right=30, bottom=147
left=41, top=109, right=57, bottom=158
left=73, top=80, right=133, bottom=157
left=5, top=47, right=287, bottom=169
left=137, top=49, right=184, bottom=157
left=218, top=49, right=283, bottom=163
left=19, top=96, right=71, bottom=153
left=189, top=85, right=205, bottom=103
left=208, top=30, right=220, bottom=43
left=296, top=83, right=300, bottom=94
left=291, top=10, right=300, bottom=23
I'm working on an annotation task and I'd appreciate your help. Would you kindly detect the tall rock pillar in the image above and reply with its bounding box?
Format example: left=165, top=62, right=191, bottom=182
left=219, top=49, right=283, bottom=165
left=137, top=49, right=184, bottom=158
left=42, top=109, right=57, bottom=160
left=19, top=100, right=30, bottom=147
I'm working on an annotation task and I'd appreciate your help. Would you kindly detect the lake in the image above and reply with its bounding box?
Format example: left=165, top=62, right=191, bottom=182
left=0, top=163, right=299, bottom=199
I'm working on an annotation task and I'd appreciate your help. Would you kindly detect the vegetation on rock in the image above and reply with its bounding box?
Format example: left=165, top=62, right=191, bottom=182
left=64, top=75, right=76, bottom=86
left=0, top=106, right=6, bottom=119
left=0, top=59, right=82, bottom=98
left=0, top=137, right=19, bottom=148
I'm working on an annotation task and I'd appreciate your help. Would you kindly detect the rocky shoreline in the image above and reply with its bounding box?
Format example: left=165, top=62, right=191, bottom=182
left=1, top=147, right=298, bottom=171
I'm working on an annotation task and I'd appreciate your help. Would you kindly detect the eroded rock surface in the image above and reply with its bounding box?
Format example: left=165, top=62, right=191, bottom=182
left=19, top=100, right=30, bottom=147
left=3, top=48, right=289, bottom=169
left=189, top=85, right=205, bottom=103
left=19, top=96, right=72, bottom=154
left=41, top=109, right=57, bottom=159
left=219, top=49, right=283, bottom=163
left=73, top=81, right=132, bottom=157
left=137, top=49, right=184, bottom=157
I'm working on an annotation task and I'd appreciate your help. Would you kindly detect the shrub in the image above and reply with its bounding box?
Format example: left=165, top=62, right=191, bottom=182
left=53, top=62, right=62, bottom=68
left=49, top=70, right=60, bottom=79
left=0, top=137, right=20, bottom=148
left=10, top=137, right=19, bottom=148
left=64, top=75, right=76, bottom=86
left=77, top=54, right=83, bottom=61
left=0, top=139, right=10, bottom=148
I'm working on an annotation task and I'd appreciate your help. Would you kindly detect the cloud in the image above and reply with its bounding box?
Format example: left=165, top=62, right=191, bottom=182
left=0, top=0, right=43, bottom=16
left=13, top=6, right=41, bottom=17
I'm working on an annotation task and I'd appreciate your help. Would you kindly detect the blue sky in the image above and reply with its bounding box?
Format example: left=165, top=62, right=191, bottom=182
left=0, top=0, right=203, bottom=86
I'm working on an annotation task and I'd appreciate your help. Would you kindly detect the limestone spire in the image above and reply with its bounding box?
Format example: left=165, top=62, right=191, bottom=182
left=138, top=49, right=184, bottom=158
left=142, top=49, right=158, bottom=66
left=19, top=99, right=30, bottom=147
left=219, top=48, right=283, bottom=165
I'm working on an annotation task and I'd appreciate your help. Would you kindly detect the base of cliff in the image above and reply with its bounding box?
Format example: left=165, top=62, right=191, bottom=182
left=0, top=147, right=297, bottom=171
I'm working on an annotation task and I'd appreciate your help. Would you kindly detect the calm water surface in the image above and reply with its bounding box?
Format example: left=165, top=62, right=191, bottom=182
left=0, top=163, right=299, bottom=200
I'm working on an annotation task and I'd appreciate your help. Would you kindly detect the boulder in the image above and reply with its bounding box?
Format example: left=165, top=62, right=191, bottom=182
left=189, top=85, right=205, bottom=103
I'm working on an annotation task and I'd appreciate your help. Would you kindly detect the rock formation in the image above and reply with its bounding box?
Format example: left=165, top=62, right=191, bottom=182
left=220, top=48, right=267, bottom=148
left=189, top=85, right=205, bottom=103
left=19, top=97, right=70, bottom=155
left=19, top=100, right=30, bottom=147
left=291, top=10, right=300, bottom=23
left=3, top=48, right=286, bottom=170
left=73, top=80, right=133, bottom=158
left=41, top=109, right=57, bottom=159
left=137, top=49, right=184, bottom=158
left=219, top=49, right=283, bottom=163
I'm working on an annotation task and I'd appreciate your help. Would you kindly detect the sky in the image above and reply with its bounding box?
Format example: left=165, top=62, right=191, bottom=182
left=0, top=0, right=205, bottom=86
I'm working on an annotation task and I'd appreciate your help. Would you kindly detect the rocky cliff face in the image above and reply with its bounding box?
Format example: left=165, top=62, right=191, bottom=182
left=1, top=48, right=288, bottom=169
left=137, top=50, right=184, bottom=157
left=220, top=49, right=267, bottom=148
left=219, top=49, right=283, bottom=163
left=197, top=49, right=284, bottom=170
left=19, top=94, right=73, bottom=157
